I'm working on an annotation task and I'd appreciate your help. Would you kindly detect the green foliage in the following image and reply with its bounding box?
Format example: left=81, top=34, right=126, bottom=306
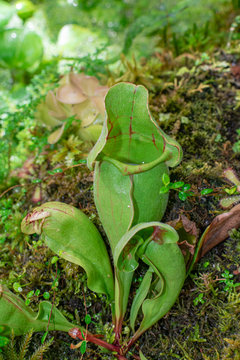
left=0, top=29, right=43, bottom=72
left=0, top=63, right=59, bottom=184
left=160, top=174, right=194, bottom=201
left=0, top=1, right=14, bottom=30
left=0, top=285, right=78, bottom=336
left=0, top=330, right=53, bottom=360
left=2, top=83, right=186, bottom=359
left=21, top=201, right=115, bottom=299
left=219, top=270, right=240, bottom=292
left=193, top=292, right=205, bottom=306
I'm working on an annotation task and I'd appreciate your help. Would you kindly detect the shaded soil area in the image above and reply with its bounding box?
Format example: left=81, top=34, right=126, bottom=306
left=1, top=51, right=240, bottom=359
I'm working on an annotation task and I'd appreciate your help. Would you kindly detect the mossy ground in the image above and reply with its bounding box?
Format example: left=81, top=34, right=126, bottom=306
left=1, top=50, right=240, bottom=359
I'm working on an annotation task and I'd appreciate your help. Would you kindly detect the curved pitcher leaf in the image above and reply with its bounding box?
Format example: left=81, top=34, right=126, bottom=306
left=88, top=82, right=182, bottom=169
left=0, top=285, right=78, bottom=336
left=114, top=222, right=180, bottom=271
left=134, top=240, right=185, bottom=341
left=114, top=222, right=185, bottom=340
left=21, top=202, right=114, bottom=300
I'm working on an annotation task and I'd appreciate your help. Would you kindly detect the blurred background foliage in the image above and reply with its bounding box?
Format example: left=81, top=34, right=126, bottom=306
left=0, top=0, right=240, bottom=185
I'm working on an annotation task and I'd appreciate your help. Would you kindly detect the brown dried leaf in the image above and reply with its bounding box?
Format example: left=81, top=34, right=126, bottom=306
left=195, top=204, right=240, bottom=262
left=168, top=215, right=199, bottom=268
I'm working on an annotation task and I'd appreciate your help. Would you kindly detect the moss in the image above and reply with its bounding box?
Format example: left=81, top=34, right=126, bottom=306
left=1, top=51, right=240, bottom=359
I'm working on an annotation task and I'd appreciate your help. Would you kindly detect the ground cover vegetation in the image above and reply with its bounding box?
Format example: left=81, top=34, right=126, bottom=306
left=0, top=0, right=240, bottom=359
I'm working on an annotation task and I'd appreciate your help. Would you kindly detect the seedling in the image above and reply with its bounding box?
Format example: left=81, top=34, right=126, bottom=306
left=219, top=270, right=240, bottom=292
left=160, top=174, right=194, bottom=201
left=193, top=293, right=205, bottom=306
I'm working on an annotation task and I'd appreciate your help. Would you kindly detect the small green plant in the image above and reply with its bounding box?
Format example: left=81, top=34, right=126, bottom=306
left=219, top=270, right=240, bottom=292
left=160, top=173, right=194, bottom=201
left=193, top=292, right=205, bottom=306
left=220, top=168, right=240, bottom=208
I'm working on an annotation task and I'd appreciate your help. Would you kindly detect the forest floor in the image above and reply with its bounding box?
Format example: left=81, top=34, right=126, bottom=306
left=1, top=49, right=240, bottom=360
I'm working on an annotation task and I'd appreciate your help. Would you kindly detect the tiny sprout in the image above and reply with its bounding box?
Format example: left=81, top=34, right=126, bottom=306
left=219, top=270, right=240, bottom=292
left=41, top=331, right=48, bottom=344
left=178, top=192, right=188, bottom=201
left=193, top=293, right=205, bottom=306
left=27, top=290, right=34, bottom=298
left=200, top=189, right=213, bottom=196
left=84, top=314, right=91, bottom=325
left=13, top=282, right=23, bottom=293
left=224, top=186, right=237, bottom=195
left=51, top=256, right=59, bottom=264
left=43, top=292, right=50, bottom=300
left=162, top=173, right=170, bottom=186
left=47, top=168, right=63, bottom=175
left=31, top=178, right=42, bottom=184
left=35, top=289, right=41, bottom=296
left=80, top=340, right=87, bottom=354
left=169, top=181, right=185, bottom=189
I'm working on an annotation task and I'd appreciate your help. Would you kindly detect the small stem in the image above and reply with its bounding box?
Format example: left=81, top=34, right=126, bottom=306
left=69, top=328, right=119, bottom=353
left=125, top=330, right=143, bottom=354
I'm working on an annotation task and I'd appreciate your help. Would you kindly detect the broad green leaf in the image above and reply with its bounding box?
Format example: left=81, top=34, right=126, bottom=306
left=21, top=202, right=114, bottom=300
left=0, top=285, right=78, bottom=336
left=0, top=1, right=15, bottom=30
left=15, top=0, right=36, bottom=21
left=136, top=240, right=185, bottom=340
left=88, top=82, right=182, bottom=169
left=0, top=29, right=43, bottom=71
left=94, top=161, right=134, bottom=251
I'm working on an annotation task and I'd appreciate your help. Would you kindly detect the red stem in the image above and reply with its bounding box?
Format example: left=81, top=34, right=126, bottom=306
left=114, top=317, right=123, bottom=345
left=69, top=328, right=119, bottom=353
left=124, top=330, right=143, bottom=354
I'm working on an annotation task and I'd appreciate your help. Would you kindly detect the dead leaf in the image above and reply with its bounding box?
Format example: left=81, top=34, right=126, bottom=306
left=195, top=204, right=240, bottom=262
left=168, top=215, right=199, bottom=268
